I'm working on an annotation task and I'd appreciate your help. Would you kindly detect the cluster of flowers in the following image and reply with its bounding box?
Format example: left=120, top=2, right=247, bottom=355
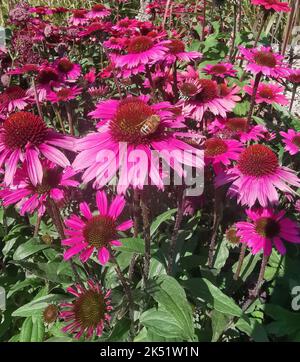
left=0, top=0, right=299, bottom=339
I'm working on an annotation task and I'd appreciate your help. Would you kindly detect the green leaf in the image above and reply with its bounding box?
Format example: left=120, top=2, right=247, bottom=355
left=118, top=238, right=145, bottom=254
left=150, top=209, right=177, bottom=236
left=19, top=317, right=33, bottom=342
left=233, top=101, right=250, bottom=116
left=213, top=238, right=229, bottom=270
left=31, top=316, right=45, bottom=342
left=140, top=308, right=187, bottom=339
left=13, top=237, right=49, bottom=261
left=12, top=294, right=65, bottom=317
left=183, top=278, right=242, bottom=317
left=211, top=310, right=230, bottom=342
left=148, top=275, right=195, bottom=340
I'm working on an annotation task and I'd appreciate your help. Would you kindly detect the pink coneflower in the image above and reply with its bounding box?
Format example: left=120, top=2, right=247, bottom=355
left=239, top=46, right=289, bottom=78
left=84, top=68, right=96, bottom=84
left=62, top=190, right=133, bottom=265
left=114, top=36, right=168, bottom=69
left=103, top=37, right=127, bottom=51
left=165, top=39, right=202, bottom=64
left=287, top=69, right=300, bottom=85
left=203, top=63, right=236, bottom=78
left=60, top=280, right=112, bottom=339
left=244, top=81, right=288, bottom=105
left=87, top=4, right=111, bottom=19
left=47, top=86, right=82, bottom=103
left=181, top=79, right=240, bottom=121
left=69, top=9, right=89, bottom=26
left=204, top=138, right=243, bottom=166
left=280, top=129, right=300, bottom=155
left=0, top=86, right=30, bottom=113
left=217, top=144, right=300, bottom=207
left=55, top=57, right=81, bottom=80
left=0, top=111, right=73, bottom=186
left=251, top=0, right=291, bottom=13
left=78, top=21, right=107, bottom=38
left=74, top=97, right=203, bottom=192
left=208, top=117, right=267, bottom=143
left=0, top=161, right=78, bottom=216
left=32, top=66, right=60, bottom=101
left=112, top=17, right=139, bottom=33
left=88, top=86, right=109, bottom=99
left=236, top=209, right=300, bottom=256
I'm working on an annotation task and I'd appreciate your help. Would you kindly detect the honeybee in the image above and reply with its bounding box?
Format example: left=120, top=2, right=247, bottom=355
left=139, top=115, right=161, bottom=136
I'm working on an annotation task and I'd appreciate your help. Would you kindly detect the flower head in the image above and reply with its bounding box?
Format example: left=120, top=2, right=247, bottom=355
left=60, top=280, right=112, bottom=339
left=181, top=78, right=240, bottom=121
left=280, top=129, right=300, bottom=156
left=239, top=46, right=289, bottom=78
left=87, top=4, right=111, bottom=19
left=164, top=39, right=202, bottom=64
left=251, top=0, right=291, bottom=13
left=0, top=86, right=30, bottom=113
left=0, top=111, right=73, bottom=186
left=47, top=86, right=82, bottom=103
left=244, top=81, right=288, bottom=105
left=55, top=57, right=81, bottom=80
left=62, top=190, right=133, bottom=265
left=204, top=138, right=243, bottom=166
left=203, top=62, right=236, bottom=78
left=114, top=36, right=168, bottom=69
left=0, top=160, right=78, bottom=216
left=236, top=208, right=300, bottom=256
left=217, top=144, right=300, bottom=207
left=74, top=96, right=203, bottom=193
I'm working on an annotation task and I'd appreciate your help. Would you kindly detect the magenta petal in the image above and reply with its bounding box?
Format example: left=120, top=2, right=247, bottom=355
left=98, top=246, right=110, bottom=265
left=108, top=195, right=125, bottom=219
left=80, top=202, right=93, bottom=220
left=96, top=190, right=108, bottom=215
left=4, top=149, right=20, bottom=185
left=64, top=243, right=87, bottom=260
left=25, top=148, right=43, bottom=186
left=117, top=219, right=133, bottom=231
left=110, top=240, right=122, bottom=246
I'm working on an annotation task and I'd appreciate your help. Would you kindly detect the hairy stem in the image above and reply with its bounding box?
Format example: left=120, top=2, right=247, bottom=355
left=167, top=187, right=185, bottom=275
left=140, top=192, right=151, bottom=284
left=233, top=243, right=247, bottom=280
left=247, top=71, right=262, bottom=123
left=109, top=250, right=135, bottom=341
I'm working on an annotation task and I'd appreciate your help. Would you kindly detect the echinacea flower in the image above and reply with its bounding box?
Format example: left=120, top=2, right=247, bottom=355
left=87, top=4, right=111, bottom=19
left=74, top=96, right=203, bottom=192
left=181, top=78, right=240, bottom=121
left=0, top=86, right=31, bottom=113
left=60, top=280, right=112, bottom=339
left=208, top=117, right=267, bottom=143
left=244, top=81, right=288, bottom=105
left=0, top=160, right=79, bottom=216
left=47, top=86, right=82, bottom=103
left=251, top=0, right=291, bottom=13
left=287, top=69, right=300, bottom=85
left=239, top=46, right=290, bottom=78
left=203, top=63, right=236, bottom=78
left=204, top=138, right=243, bottom=166
left=69, top=9, right=89, bottom=26
left=217, top=144, right=300, bottom=207
left=31, top=66, right=60, bottom=101
left=236, top=208, right=300, bottom=256
left=164, top=39, right=202, bottom=64
left=62, top=190, right=133, bottom=265
left=0, top=111, right=74, bottom=186
left=55, top=57, right=81, bottom=80
left=280, top=129, right=300, bottom=155
left=114, top=36, right=168, bottom=69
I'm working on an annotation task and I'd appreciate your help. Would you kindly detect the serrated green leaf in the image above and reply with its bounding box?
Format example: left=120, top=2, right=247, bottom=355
left=183, top=278, right=242, bottom=317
